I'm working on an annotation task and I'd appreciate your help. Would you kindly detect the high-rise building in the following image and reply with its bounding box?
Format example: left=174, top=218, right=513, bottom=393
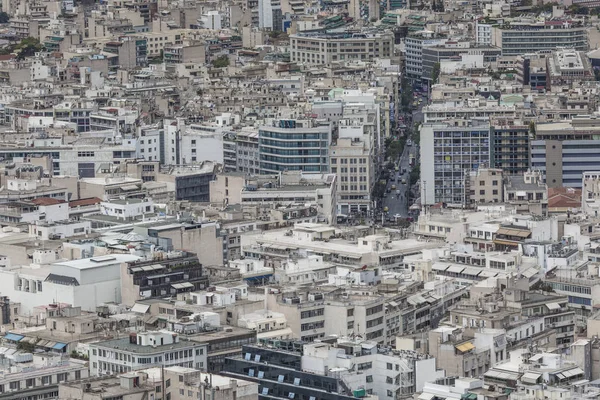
left=258, top=119, right=331, bottom=174
left=420, top=121, right=491, bottom=206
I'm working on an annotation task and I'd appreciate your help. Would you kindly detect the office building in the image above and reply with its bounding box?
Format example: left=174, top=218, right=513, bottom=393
left=89, top=330, right=208, bottom=376
left=421, top=44, right=501, bottom=82
left=420, top=121, right=492, bottom=206
left=491, top=21, right=588, bottom=56
left=289, top=32, right=394, bottom=65
left=258, top=119, right=331, bottom=174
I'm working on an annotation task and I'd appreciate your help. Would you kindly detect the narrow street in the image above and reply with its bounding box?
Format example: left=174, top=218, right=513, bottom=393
left=377, top=90, right=426, bottom=222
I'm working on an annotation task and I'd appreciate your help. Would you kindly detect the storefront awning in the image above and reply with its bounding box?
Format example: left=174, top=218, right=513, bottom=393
left=3, top=333, right=23, bottom=342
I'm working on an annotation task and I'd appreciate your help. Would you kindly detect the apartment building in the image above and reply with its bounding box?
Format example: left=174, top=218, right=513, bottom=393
left=491, top=20, right=588, bottom=56
left=236, top=129, right=260, bottom=175
left=223, top=339, right=439, bottom=400
left=258, top=119, right=331, bottom=174
left=490, top=121, right=530, bottom=175
left=0, top=358, right=89, bottom=399
left=547, top=49, right=594, bottom=90
left=404, top=34, right=446, bottom=80
left=420, top=121, right=492, bottom=206
left=120, top=251, right=209, bottom=307
left=504, top=170, right=548, bottom=216
left=89, top=331, right=208, bottom=376
left=265, top=289, right=386, bottom=343
left=469, top=168, right=504, bottom=204
left=289, top=31, right=393, bottom=65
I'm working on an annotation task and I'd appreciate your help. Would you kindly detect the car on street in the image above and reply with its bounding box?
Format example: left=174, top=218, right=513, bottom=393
left=401, top=178, right=406, bottom=185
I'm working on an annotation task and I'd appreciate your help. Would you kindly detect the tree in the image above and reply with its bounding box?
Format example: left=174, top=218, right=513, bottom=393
left=0, top=12, right=9, bottom=23
left=431, top=62, right=440, bottom=84
left=409, top=165, right=420, bottom=185
left=212, top=55, right=230, bottom=68
left=372, top=181, right=386, bottom=199
left=14, top=37, right=43, bottom=60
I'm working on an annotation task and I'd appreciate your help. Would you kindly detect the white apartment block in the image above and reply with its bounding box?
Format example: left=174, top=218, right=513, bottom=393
left=89, top=331, right=208, bottom=376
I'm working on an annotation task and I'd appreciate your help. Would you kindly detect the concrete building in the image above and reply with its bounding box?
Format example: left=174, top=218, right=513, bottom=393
left=258, top=119, right=331, bottom=174
left=241, top=172, right=337, bottom=224
left=582, top=171, right=600, bottom=216
left=547, top=49, right=594, bottom=90
left=158, top=162, right=216, bottom=202
left=222, top=339, right=441, bottom=399
left=88, top=330, right=208, bottom=376
left=491, top=121, right=531, bottom=175
left=266, top=288, right=386, bottom=343
left=491, top=20, right=588, bottom=56
left=504, top=170, right=548, bottom=216
left=0, top=356, right=89, bottom=399
left=289, top=32, right=394, bottom=65
left=120, top=251, right=210, bottom=307
left=0, top=253, right=139, bottom=314
left=469, top=168, right=504, bottom=204
left=420, top=121, right=492, bottom=206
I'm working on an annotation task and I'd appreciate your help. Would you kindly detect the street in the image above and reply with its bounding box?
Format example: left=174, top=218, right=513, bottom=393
left=378, top=90, right=426, bottom=221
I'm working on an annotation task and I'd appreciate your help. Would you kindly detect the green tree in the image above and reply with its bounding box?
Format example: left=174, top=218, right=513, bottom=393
left=212, top=55, right=230, bottom=68
left=15, top=37, right=43, bottom=60
left=0, top=12, right=9, bottom=23
left=431, top=62, right=440, bottom=84
left=409, top=165, right=420, bottom=185
left=372, top=181, right=386, bottom=199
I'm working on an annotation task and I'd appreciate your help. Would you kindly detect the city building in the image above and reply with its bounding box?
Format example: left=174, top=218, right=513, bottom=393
left=491, top=20, right=588, bottom=56
left=420, top=121, right=492, bottom=206
left=88, top=330, right=208, bottom=376
left=289, top=32, right=394, bottom=65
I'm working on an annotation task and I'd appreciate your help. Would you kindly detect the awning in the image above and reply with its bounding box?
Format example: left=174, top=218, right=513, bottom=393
left=455, top=342, right=475, bottom=352
left=493, top=239, right=520, bottom=246
left=432, top=264, right=449, bottom=272
left=479, top=270, right=498, bottom=278
left=484, top=369, right=522, bottom=381
left=418, top=393, right=434, bottom=400
left=172, top=282, right=194, bottom=290
left=546, top=302, right=561, bottom=311
left=44, top=341, right=57, bottom=348
left=121, top=184, right=140, bottom=191
left=561, top=367, right=584, bottom=378
left=521, top=268, right=538, bottom=278
left=257, top=327, right=294, bottom=340
left=447, top=265, right=465, bottom=274
left=52, top=342, right=67, bottom=350
left=462, top=267, right=482, bottom=276
left=131, top=303, right=150, bottom=314
left=496, top=227, right=531, bottom=238
left=521, top=372, right=541, bottom=384
left=3, top=333, right=23, bottom=342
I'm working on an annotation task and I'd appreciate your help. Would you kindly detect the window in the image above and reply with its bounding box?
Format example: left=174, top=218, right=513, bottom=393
left=387, top=390, right=393, bottom=397
left=166, top=379, right=171, bottom=388
left=387, top=363, right=393, bottom=370
left=347, top=309, right=354, bottom=317
left=386, top=377, right=393, bottom=384
left=366, top=375, right=373, bottom=383
left=492, top=180, right=498, bottom=186
left=77, top=151, right=95, bottom=157
left=480, top=190, right=485, bottom=195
